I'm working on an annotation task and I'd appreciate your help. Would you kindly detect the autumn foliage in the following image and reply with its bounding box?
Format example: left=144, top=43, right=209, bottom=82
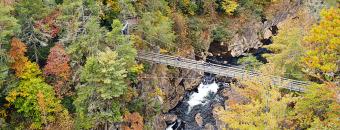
left=43, top=43, right=71, bottom=98
left=122, top=112, right=144, bottom=130
left=302, top=7, right=340, bottom=81
left=34, top=10, right=60, bottom=38
left=7, top=38, right=73, bottom=129
left=8, top=38, right=38, bottom=78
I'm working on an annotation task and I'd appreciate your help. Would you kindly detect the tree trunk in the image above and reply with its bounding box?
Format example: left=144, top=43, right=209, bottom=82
left=33, top=42, right=39, bottom=63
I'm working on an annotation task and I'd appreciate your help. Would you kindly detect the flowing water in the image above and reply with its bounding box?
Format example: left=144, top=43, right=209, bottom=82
left=166, top=75, right=228, bottom=130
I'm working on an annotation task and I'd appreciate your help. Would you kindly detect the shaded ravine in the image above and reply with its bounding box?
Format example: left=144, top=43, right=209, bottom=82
left=165, top=74, right=229, bottom=130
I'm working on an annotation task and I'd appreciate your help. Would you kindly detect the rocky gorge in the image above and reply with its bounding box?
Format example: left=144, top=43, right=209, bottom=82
left=137, top=0, right=328, bottom=129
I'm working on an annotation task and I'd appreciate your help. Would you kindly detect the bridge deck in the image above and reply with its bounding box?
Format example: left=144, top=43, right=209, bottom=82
left=137, top=52, right=310, bottom=92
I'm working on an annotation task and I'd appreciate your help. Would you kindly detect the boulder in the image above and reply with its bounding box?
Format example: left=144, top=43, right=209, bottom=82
left=221, top=87, right=250, bottom=105
left=163, top=114, right=177, bottom=123
left=212, top=104, right=227, bottom=130
left=204, top=123, right=214, bottom=130
left=151, top=114, right=167, bottom=130
left=195, top=113, right=203, bottom=127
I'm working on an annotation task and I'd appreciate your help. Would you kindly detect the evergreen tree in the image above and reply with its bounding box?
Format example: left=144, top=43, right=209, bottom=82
left=67, top=18, right=108, bottom=63
left=74, top=49, right=129, bottom=129
left=138, top=11, right=176, bottom=50
left=0, top=2, right=19, bottom=44
left=263, top=26, right=305, bottom=80
left=0, top=2, right=20, bottom=88
left=15, top=0, right=56, bottom=62
left=136, top=0, right=170, bottom=14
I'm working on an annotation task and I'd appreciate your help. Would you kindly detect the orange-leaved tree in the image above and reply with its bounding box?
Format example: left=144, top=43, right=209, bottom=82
left=43, top=43, right=71, bottom=98
left=8, top=38, right=31, bottom=78
left=122, top=112, right=144, bottom=130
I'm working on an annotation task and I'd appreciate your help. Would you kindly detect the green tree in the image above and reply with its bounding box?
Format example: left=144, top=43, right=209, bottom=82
left=188, top=17, right=212, bottom=52
left=67, top=18, right=108, bottom=63
left=74, top=49, right=130, bottom=129
left=237, top=55, right=263, bottom=70
left=135, top=0, right=170, bottom=15
left=237, top=0, right=278, bottom=18
left=107, top=19, right=137, bottom=68
left=118, top=0, right=137, bottom=19
left=0, top=2, right=20, bottom=88
left=0, top=3, right=20, bottom=44
left=178, top=0, right=198, bottom=15
left=212, top=22, right=232, bottom=42
left=15, top=0, right=55, bottom=63
left=58, top=0, right=100, bottom=45
left=138, top=11, right=176, bottom=50
left=263, top=27, right=305, bottom=80
left=291, top=83, right=340, bottom=129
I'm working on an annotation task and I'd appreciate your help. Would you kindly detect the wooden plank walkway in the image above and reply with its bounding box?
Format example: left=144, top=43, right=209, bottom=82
left=137, top=52, right=310, bottom=92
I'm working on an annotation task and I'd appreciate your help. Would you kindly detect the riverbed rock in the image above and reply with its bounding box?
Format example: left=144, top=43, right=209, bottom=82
left=212, top=104, right=226, bottom=130
left=204, top=123, right=214, bottom=130
left=195, top=113, right=203, bottom=127
left=139, top=47, right=203, bottom=112
left=221, top=87, right=250, bottom=104
left=212, top=104, right=224, bottom=117
left=152, top=114, right=167, bottom=130
left=263, top=27, right=273, bottom=39
left=216, top=76, right=234, bottom=83
left=178, top=68, right=203, bottom=90
left=164, top=114, right=177, bottom=123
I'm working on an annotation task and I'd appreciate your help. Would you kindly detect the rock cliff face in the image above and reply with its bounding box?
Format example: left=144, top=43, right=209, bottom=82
left=139, top=48, right=203, bottom=129
left=210, top=0, right=303, bottom=58
left=140, top=1, right=327, bottom=129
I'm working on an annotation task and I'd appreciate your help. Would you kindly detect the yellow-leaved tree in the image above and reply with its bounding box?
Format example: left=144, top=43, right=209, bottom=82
left=218, top=76, right=297, bottom=129
left=221, top=0, right=238, bottom=15
left=302, top=7, right=340, bottom=82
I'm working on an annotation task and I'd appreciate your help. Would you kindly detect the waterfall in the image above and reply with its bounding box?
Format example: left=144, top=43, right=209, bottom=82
left=165, top=75, right=229, bottom=130
left=187, top=82, right=219, bottom=112
left=166, top=119, right=183, bottom=130
left=166, top=75, right=228, bottom=130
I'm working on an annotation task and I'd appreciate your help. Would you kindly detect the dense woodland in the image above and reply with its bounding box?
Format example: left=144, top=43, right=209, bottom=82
left=0, top=0, right=339, bottom=130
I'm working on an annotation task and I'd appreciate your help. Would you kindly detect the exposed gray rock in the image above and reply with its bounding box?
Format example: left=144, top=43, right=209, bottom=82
left=221, top=87, right=250, bottom=104
left=164, top=114, right=177, bottom=123
left=152, top=114, right=167, bottom=130
left=195, top=113, right=203, bottom=127
left=212, top=104, right=226, bottom=130
left=229, top=25, right=263, bottom=57
left=204, top=123, right=214, bottom=130
left=219, top=0, right=303, bottom=57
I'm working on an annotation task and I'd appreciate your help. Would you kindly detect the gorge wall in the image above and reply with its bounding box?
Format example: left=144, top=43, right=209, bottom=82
left=140, top=0, right=328, bottom=129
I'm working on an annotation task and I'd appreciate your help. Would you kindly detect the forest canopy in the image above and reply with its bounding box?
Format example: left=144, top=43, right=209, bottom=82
left=0, top=0, right=339, bottom=130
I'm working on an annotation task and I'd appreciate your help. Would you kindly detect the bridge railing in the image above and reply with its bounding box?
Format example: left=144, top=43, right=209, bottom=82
left=137, top=52, right=310, bottom=92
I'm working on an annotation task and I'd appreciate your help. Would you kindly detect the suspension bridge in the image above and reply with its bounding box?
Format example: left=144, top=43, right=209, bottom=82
left=137, top=52, right=310, bottom=92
